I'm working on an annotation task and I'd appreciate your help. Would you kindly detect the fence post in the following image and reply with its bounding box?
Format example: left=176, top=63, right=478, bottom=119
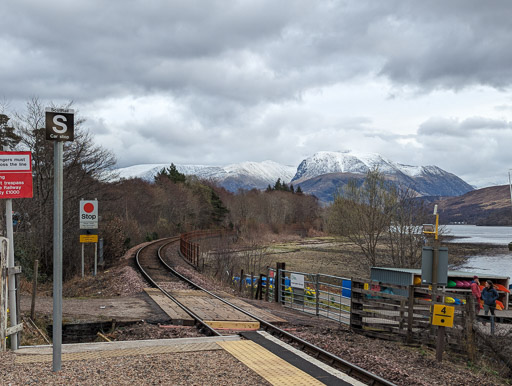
left=315, top=274, right=319, bottom=316
left=465, top=295, right=476, bottom=362
left=280, top=263, right=286, bottom=304
left=399, top=299, right=405, bottom=333
left=349, top=278, right=363, bottom=331
left=265, top=268, right=270, bottom=302
left=250, top=272, right=254, bottom=299
left=274, top=263, right=281, bottom=303
left=407, top=285, right=414, bottom=344
left=258, top=274, right=264, bottom=300
left=31, top=259, right=38, bottom=320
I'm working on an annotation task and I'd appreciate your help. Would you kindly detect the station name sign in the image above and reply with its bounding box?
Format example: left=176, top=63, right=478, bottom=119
left=45, top=107, right=74, bottom=142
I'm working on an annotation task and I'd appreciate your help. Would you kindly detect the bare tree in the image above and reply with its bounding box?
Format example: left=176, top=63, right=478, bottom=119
left=386, top=186, right=430, bottom=268
left=11, top=97, right=116, bottom=279
left=328, top=169, right=397, bottom=269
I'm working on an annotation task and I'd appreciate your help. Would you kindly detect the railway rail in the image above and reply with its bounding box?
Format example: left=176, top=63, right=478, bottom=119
left=135, top=237, right=395, bottom=386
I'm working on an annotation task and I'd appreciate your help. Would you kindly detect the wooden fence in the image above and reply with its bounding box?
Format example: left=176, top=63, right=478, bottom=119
left=179, top=230, right=235, bottom=270
left=350, top=278, right=476, bottom=357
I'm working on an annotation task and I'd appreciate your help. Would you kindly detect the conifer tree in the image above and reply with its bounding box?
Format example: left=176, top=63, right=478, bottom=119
left=274, top=178, right=282, bottom=191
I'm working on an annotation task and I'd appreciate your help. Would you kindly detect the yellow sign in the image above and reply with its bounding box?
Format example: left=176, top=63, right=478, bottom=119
left=432, top=304, right=455, bottom=328
left=80, top=234, right=98, bottom=243
left=364, top=283, right=369, bottom=290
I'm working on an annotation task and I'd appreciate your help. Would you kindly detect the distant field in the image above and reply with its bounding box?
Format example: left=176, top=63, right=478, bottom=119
left=265, top=237, right=372, bottom=279
left=262, top=236, right=503, bottom=279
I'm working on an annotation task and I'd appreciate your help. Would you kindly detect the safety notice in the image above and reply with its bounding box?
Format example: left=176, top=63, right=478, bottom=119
left=0, top=152, right=33, bottom=199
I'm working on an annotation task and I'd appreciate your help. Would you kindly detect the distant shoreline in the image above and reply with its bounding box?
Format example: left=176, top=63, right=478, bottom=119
left=443, top=240, right=509, bottom=269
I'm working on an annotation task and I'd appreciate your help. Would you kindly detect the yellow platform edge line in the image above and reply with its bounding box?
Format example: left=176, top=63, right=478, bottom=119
left=218, top=340, right=324, bottom=386
left=204, top=320, right=260, bottom=330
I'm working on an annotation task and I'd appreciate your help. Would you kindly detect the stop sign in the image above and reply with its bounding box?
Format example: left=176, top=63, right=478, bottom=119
left=79, top=200, right=98, bottom=229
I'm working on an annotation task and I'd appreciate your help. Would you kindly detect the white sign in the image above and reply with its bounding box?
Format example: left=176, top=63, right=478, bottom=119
left=0, top=154, right=31, bottom=171
left=79, top=200, right=98, bottom=229
left=290, top=273, right=305, bottom=289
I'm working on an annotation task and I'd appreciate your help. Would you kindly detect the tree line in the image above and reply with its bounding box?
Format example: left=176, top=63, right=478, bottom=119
left=1, top=99, right=430, bottom=281
left=0, top=99, right=322, bottom=280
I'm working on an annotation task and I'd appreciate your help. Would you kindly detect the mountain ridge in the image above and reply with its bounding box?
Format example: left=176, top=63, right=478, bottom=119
left=112, top=151, right=473, bottom=200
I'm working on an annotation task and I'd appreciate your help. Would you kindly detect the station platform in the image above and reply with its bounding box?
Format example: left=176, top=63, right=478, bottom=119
left=14, top=333, right=363, bottom=385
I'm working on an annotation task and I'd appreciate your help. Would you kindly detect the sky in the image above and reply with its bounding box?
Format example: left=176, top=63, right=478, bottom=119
left=2, top=1, right=512, bottom=188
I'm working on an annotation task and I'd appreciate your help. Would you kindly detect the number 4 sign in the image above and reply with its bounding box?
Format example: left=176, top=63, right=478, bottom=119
left=432, top=304, right=455, bottom=328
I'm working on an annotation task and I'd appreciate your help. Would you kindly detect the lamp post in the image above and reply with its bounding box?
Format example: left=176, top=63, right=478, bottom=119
left=509, top=170, right=512, bottom=251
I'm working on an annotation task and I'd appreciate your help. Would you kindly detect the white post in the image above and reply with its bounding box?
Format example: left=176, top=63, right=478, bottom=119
left=5, top=200, right=17, bottom=350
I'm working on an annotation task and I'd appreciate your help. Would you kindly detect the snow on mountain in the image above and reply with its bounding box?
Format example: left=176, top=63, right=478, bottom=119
left=291, top=151, right=473, bottom=200
left=224, top=161, right=295, bottom=182
left=292, top=151, right=446, bottom=182
left=112, top=151, right=473, bottom=198
left=113, top=160, right=296, bottom=192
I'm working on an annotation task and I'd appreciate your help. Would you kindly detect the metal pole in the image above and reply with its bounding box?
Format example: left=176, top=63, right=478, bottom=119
left=509, top=171, right=512, bottom=207
left=98, top=238, right=104, bottom=266
left=509, top=171, right=512, bottom=218
left=315, top=274, right=319, bottom=316
left=81, top=243, right=84, bottom=278
left=5, top=199, right=17, bottom=350
left=53, top=141, right=63, bottom=372
left=94, top=243, right=97, bottom=276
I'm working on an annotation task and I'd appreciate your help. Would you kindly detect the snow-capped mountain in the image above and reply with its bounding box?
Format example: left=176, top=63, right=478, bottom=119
left=115, top=164, right=226, bottom=181
left=112, top=151, right=473, bottom=200
left=114, top=161, right=296, bottom=192
left=291, top=151, right=473, bottom=201
left=292, top=151, right=445, bottom=183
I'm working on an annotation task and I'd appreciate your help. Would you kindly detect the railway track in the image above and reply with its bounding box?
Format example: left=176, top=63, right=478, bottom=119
left=135, top=237, right=395, bottom=386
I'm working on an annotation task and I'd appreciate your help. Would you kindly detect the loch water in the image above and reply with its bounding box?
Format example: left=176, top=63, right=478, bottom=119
left=445, top=225, right=512, bottom=278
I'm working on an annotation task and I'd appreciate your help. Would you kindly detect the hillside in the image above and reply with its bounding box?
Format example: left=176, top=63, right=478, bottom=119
left=436, top=185, right=512, bottom=225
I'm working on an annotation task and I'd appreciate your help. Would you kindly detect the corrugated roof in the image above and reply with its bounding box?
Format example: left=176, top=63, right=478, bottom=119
left=372, top=267, right=509, bottom=279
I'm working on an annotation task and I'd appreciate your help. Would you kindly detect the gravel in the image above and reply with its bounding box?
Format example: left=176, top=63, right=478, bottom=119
left=0, top=350, right=270, bottom=385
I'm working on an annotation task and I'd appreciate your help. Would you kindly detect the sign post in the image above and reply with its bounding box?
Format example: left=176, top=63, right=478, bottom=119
left=79, top=200, right=99, bottom=276
left=0, top=150, right=33, bottom=350
left=46, top=107, right=74, bottom=372
left=431, top=304, right=455, bottom=362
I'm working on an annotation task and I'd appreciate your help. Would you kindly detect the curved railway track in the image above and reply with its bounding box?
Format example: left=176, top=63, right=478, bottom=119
left=135, top=237, right=395, bottom=386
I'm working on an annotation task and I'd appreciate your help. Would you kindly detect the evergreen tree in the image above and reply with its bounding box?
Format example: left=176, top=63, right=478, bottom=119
left=0, top=114, right=21, bottom=150
left=274, top=178, right=282, bottom=191
left=155, top=163, right=186, bottom=183
left=296, top=186, right=303, bottom=195
left=210, top=189, right=229, bottom=225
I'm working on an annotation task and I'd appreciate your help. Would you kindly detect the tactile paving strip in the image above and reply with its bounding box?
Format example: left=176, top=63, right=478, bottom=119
left=16, top=342, right=221, bottom=364
left=218, top=340, right=325, bottom=386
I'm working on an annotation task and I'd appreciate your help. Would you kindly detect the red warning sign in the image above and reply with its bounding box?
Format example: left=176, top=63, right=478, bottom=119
left=0, top=151, right=33, bottom=199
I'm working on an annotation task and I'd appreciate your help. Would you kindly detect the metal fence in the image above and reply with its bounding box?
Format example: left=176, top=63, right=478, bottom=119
left=268, top=268, right=352, bottom=324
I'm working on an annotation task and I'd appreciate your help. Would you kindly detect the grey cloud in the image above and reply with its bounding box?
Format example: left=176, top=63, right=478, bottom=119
left=419, top=117, right=512, bottom=137
left=3, top=0, right=512, bottom=110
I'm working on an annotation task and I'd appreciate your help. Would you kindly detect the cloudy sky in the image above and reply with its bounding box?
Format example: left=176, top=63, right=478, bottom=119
left=2, top=1, right=512, bottom=187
